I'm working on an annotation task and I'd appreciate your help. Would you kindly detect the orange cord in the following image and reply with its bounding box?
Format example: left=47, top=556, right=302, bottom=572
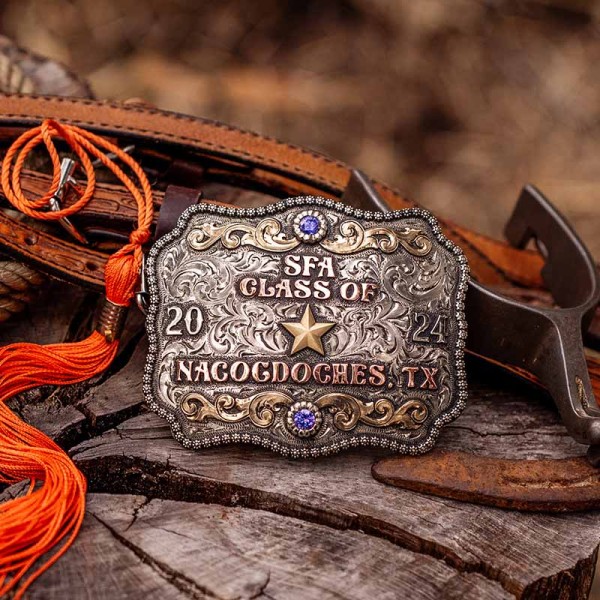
left=0, top=119, right=154, bottom=598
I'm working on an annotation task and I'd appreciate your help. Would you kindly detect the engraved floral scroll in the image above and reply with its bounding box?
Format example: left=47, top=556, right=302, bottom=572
left=321, top=221, right=432, bottom=256
left=187, top=217, right=432, bottom=257
left=187, top=218, right=298, bottom=252
left=181, top=391, right=428, bottom=431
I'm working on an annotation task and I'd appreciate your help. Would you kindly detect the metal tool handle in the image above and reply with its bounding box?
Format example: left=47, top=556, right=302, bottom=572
left=467, top=186, right=600, bottom=461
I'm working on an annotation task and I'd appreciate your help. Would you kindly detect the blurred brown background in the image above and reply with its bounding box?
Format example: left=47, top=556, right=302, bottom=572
left=1, top=1, right=600, bottom=596
left=1, top=0, right=598, bottom=257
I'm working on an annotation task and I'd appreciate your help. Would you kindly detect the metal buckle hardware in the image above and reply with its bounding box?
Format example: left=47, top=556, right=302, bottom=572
left=49, top=146, right=137, bottom=246
left=48, top=157, right=89, bottom=245
left=136, top=253, right=149, bottom=314
left=343, top=172, right=600, bottom=463
left=143, top=194, right=468, bottom=456
left=90, top=145, right=135, bottom=168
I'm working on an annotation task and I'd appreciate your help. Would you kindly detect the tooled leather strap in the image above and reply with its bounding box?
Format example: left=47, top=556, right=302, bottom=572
left=0, top=93, right=545, bottom=291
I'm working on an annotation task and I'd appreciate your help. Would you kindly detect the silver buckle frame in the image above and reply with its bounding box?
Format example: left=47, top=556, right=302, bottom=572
left=143, top=197, right=469, bottom=457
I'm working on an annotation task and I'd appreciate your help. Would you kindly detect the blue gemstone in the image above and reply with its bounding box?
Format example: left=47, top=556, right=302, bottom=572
left=299, top=215, right=320, bottom=235
left=293, top=408, right=316, bottom=430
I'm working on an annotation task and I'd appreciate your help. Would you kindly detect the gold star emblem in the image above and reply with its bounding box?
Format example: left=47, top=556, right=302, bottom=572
left=281, top=304, right=335, bottom=355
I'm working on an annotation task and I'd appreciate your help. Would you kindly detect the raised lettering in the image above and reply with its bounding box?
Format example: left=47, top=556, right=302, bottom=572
left=283, top=255, right=302, bottom=276
left=340, top=281, right=360, bottom=301
left=402, top=366, right=419, bottom=388
left=272, top=361, right=290, bottom=383
left=176, top=359, right=193, bottom=382
left=421, top=367, right=439, bottom=390
left=368, top=364, right=386, bottom=386
left=294, top=279, right=311, bottom=299
left=361, top=283, right=378, bottom=302
left=350, top=363, right=368, bottom=385
left=274, top=278, right=293, bottom=298
left=193, top=361, right=211, bottom=383
left=332, top=363, right=349, bottom=385
left=291, top=362, right=311, bottom=384
left=313, top=280, right=331, bottom=300
left=251, top=361, right=270, bottom=383
left=313, top=363, right=332, bottom=384
left=317, top=256, right=335, bottom=278
left=210, top=361, right=228, bottom=383
left=230, top=361, right=250, bottom=382
left=258, top=278, right=276, bottom=297
left=238, top=277, right=257, bottom=297
left=302, top=256, right=319, bottom=276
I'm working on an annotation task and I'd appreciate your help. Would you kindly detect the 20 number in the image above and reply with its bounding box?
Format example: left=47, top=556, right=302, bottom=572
left=165, top=305, right=203, bottom=336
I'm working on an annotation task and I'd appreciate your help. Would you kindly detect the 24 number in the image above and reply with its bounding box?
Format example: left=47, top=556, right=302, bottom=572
left=412, top=313, right=447, bottom=344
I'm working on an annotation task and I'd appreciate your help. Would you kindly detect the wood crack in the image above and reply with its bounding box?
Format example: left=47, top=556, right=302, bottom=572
left=77, top=454, right=523, bottom=596
left=446, top=425, right=560, bottom=438
left=92, top=512, right=221, bottom=600
left=125, top=495, right=152, bottom=531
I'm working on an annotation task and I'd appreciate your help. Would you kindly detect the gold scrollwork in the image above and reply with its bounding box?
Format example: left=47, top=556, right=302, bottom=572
left=396, top=227, right=433, bottom=256
left=322, top=221, right=432, bottom=256
left=181, top=393, right=250, bottom=423
left=187, top=218, right=432, bottom=256
left=181, top=391, right=292, bottom=427
left=315, top=394, right=427, bottom=430
left=181, top=391, right=428, bottom=431
left=187, top=218, right=299, bottom=252
left=360, top=398, right=428, bottom=429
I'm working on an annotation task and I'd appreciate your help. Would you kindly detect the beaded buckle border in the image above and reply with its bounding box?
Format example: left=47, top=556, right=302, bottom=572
left=143, top=196, right=469, bottom=458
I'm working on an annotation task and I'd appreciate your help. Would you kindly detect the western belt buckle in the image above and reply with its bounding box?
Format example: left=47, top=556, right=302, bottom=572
left=144, top=197, right=469, bottom=457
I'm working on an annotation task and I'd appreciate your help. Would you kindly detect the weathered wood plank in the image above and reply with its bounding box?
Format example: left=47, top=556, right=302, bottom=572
left=28, top=493, right=511, bottom=600
left=77, top=334, right=148, bottom=433
left=69, top=408, right=600, bottom=598
left=438, top=361, right=588, bottom=459
left=0, top=279, right=90, bottom=346
left=26, top=495, right=188, bottom=600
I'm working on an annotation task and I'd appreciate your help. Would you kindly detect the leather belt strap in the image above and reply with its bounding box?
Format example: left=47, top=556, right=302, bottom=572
left=155, top=185, right=202, bottom=241
left=0, top=94, right=596, bottom=374
left=0, top=93, right=545, bottom=290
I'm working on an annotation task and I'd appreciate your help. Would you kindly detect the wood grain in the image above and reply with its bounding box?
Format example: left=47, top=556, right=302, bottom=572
left=2, top=281, right=600, bottom=599
left=24, top=493, right=512, bottom=600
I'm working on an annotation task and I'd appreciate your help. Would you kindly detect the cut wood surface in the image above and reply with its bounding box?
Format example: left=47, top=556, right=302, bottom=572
left=2, top=279, right=599, bottom=600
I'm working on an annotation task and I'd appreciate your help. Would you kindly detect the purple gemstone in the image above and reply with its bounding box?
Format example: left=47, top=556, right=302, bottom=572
left=293, top=408, right=316, bottom=430
left=299, top=215, right=320, bottom=235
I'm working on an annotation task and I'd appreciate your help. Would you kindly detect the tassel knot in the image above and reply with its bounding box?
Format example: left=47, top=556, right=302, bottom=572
left=130, top=229, right=150, bottom=246
left=104, top=245, right=143, bottom=307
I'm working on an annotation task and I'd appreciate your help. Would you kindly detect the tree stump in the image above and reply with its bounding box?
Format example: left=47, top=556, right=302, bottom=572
left=2, top=278, right=599, bottom=600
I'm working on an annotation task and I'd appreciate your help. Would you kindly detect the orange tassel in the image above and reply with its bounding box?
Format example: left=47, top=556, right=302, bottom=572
left=0, top=120, right=154, bottom=598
